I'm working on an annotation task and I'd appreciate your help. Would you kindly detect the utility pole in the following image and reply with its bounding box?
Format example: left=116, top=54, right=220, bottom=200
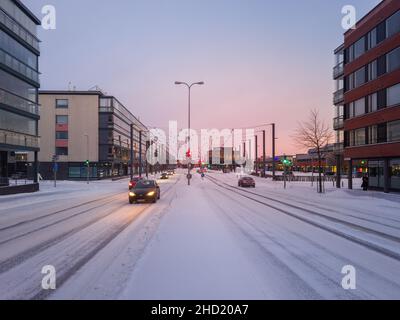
left=255, top=134, right=258, bottom=175
left=130, top=124, right=134, bottom=181
left=272, top=123, right=276, bottom=181
left=139, top=130, right=142, bottom=178
left=85, top=134, right=89, bottom=185
left=262, top=130, right=266, bottom=178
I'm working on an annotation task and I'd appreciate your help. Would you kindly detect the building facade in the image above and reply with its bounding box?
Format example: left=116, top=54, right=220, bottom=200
left=0, top=0, right=40, bottom=192
left=334, top=0, right=400, bottom=192
left=38, top=91, right=148, bottom=180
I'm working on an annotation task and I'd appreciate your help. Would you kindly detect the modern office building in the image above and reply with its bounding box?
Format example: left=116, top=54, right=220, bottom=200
left=0, top=0, right=41, bottom=194
left=38, top=90, right=148, bottom=180
left=334, top=0, right=400, bottom=192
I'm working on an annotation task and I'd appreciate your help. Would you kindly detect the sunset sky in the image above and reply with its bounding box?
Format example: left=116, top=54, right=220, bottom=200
left=26, top=0, right=381, bottom=155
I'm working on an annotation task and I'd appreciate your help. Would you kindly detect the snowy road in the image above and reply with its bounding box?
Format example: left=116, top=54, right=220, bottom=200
left=0, top=171, right=400, bottom=299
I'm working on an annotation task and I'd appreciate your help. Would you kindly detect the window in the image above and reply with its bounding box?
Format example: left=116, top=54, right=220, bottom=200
left=387, top=10, right=400, bottom=39
left=368, top=60, right=377, bottom=81
left=56, top=115, right=68, bottom=124
left=354, top=38, right=365, bottom=59
left=354, top=128, right=366, bottom=146
left=56, top=131, right=68, bottom=139
left=387, top=47, right=400, bottom=73
left=377, top=21, right=387, bottom=44
left=377, top=55, right=387, bottom=77
left=354, top=98, right=366, bottom=117
left=388, top=120, right=400, bottom=142
left=367, top=28, right=377, bottom=50
left=377, top=123, right=387, bottom=143
left=0, top=109, right=37, bottom=135
left=68, top=167, right=81, bottom=178
left=56, top=99, right=69, bottom=108
left=377, top=89, right=387, bottom=110
left=390, top=159, right=400, bottom=190
left=354, top=67, right=366, bottom=87
left=387, top=83, right=400, bottom=107
left=368, top=125, right=378, bottom=144
left=56, top=147, right=68, bottom=156
left=368, top=93, right=378, bottom=113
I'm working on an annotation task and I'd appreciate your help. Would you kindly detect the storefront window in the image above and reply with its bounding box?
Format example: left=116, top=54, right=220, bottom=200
left=390, top=159, right=400, bottom=190
left=369, top=160, right=384, bottom=188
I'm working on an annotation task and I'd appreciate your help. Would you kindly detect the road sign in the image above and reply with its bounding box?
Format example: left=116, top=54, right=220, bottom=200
left=53, top=162, right=59, bottom=172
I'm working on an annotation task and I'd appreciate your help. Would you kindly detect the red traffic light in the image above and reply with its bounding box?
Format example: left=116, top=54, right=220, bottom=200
left=186, top=150, right=192, bottom=158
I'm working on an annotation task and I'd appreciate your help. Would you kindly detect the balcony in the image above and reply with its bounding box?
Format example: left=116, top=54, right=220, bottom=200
left=0, top=49, right=40, bottom=84
left=0, top=88, right=39, bottom=115
left=333, top=116, right=344, bottom=130
left=0, top=9, right=40, bottom=52
left=333, top=142, right=344, bottom=155
left=0, top=129, right=39, bottom=149
left=333, top=88, right=344, bottom=105
left=333, top=62, right=344, bottom=79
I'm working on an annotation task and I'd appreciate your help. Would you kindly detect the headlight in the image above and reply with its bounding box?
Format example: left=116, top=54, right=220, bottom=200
left=147, top=191, right=155, bottom=196
left=129, top=192, right=136, bottom=197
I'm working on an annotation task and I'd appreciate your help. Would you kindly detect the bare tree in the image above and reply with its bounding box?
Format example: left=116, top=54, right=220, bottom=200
left=293, top=109, right=333, bottom=193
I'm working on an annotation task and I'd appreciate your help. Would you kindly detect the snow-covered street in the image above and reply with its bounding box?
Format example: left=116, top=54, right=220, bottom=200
left=0, top=171, right=400, bottom=300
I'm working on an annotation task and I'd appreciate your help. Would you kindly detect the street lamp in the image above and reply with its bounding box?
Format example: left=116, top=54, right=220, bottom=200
left=175, top=81, right=204, bottom=186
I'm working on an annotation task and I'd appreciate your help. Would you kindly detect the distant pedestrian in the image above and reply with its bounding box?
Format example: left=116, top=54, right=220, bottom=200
left=361, top=175, right=369, bottom=191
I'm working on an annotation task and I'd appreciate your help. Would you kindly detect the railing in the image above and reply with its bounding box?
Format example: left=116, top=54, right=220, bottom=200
left=0, top=88, right=39, bottom=115
left=0, top=48, right=39, bottom=83
left=333, top=116, right=344, bottom=130
left=0, top=129, right=39, bottom=149
left=333, top=62, right=344, bottom=79
left=0, top=9, right=40, bottom=51
left=333, top=89, right=344, bottom=105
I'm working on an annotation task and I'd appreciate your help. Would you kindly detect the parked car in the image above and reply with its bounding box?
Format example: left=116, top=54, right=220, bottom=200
left=129, top=176, right=143, bottom=190
left=129, top=180, right=160, bottom=204
left=238, top=176, right=256, bottom=188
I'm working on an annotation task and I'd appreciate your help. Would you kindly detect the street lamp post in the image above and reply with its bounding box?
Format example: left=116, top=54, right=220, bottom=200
left=85, top=134, right=89, bottom=184
left=175, top=81, right=204, bottom=186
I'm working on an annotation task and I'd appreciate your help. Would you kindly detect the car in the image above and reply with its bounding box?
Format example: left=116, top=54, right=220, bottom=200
left=167, top=170, right=174, bottom=176
left=238, top=176, right=256, bottom=188
left=129, top=176, right=143, bottom=190
left=129, top=180, right=160, bottom=204
left=160, top=172, right=169, bottom=180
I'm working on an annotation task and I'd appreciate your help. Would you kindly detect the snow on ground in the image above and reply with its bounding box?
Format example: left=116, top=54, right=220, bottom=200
left=1, top=169, right=400, bottom=299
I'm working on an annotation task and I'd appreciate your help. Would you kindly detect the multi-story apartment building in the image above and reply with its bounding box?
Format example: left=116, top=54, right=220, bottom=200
left=334, top=0, right=400, bottom=192
left=0, top=0, right=40, bottom=193
left=38, top=90, right=148, bottom=180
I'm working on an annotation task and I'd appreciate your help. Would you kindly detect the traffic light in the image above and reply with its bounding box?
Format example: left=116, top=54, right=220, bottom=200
left=85, top=160, right=90, bottom=166
left=186, top=150, right=192, bottom=158
left=281, top=156, right=292, bottom=167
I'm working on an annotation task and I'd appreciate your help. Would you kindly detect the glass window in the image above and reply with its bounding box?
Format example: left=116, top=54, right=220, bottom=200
left=354, top=98, right=366, bottom=117
left=354, top=38, right=365, bottom=59
left=0, top=30, right=37, bottom=69
left=377, top=55, right=387, bottom=77
left=368, top=60, right=377, bottom=81
left=354, top=67, right=366, bottom=87
left=56, top=115, right=68, bottom=124
left=0, top=71, right=37, bottom=102
left=56, top=99, right=69, bottom=108
left=0, top=109, right=37, bottom=135
left=368, top=125, right=377, bottom=144
left=56, top=147, right=68, bottom=156
left=377, top=123, right=387, bottom=143
left=377, top=89, right=387, bottom=109
left=377, top=21, right=387, bottom=44
left=390, top=159, right=400, bottom=190
left=388, top=120, right=400, bottom=142
left=387, top=83, right=400, bottom=107
left=368, top=93, right=378, bottom=113
left=368, top=28, right=377, bottom=50
left=354, top=128, right=366, bottom=146
left=387, top=10, right=400, bottom=38
left=387, top=47, right=400, bottom=73
left=56, top=131, right=68, bottom=139
left=68, top=167, right=81, bottom=178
